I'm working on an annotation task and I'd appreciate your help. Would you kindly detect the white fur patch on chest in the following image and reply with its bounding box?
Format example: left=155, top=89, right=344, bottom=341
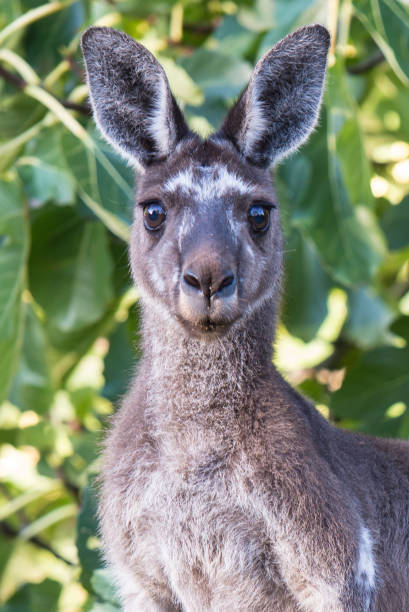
left=357, top=525, right=376, bottom=609
left=164, top=163, right=253, bottom=201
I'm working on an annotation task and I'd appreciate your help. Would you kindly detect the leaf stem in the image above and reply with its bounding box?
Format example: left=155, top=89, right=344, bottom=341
left=170, top=2, right=184, bottom=43
left=328, top=0, right=339, bottom=59
left=337, top=0, right=353, bottom=56
left=0, top=0, right=77, bottom=46
left=25, top=84, right=91, bottom=139
left=20, top=504, right=77, bottom=541
left=0, top=50, right=90, bottom=114
left=0, top=486, right=60, bottom=521
left=0, top=49, right=39, bottom=84
left=0, top=118, right=48, bottom=159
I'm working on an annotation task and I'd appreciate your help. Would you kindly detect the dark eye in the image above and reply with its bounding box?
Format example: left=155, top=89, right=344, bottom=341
left=143, top=201, right=166, bottom=231
left=248, top=203, right=271, bottom=233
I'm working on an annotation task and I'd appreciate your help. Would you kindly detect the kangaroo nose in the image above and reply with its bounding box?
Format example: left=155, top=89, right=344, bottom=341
left=182, top=267, right=236, bottom=299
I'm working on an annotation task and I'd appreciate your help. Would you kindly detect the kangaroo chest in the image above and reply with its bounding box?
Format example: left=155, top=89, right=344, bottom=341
left=129, top=452, right=297, bottom=611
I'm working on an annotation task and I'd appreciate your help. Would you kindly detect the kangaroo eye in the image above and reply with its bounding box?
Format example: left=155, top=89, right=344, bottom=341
left=143, top=201, right=166, bottom=231
left=248, top=204, right=271, bottom=233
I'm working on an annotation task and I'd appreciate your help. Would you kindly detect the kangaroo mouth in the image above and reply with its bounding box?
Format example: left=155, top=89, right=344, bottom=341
left=175, top=283, right=241, bottom=338
left=202, top=317, right=226, bottom=333
left=175, top=312, right=235, bottom=338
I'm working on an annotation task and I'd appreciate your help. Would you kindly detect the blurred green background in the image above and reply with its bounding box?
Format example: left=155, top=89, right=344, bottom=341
left=0, top=0, right=408, bottom=609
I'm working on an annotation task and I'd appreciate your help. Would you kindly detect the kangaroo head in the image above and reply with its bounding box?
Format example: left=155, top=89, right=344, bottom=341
left=82, top=25, right=330, bottom=338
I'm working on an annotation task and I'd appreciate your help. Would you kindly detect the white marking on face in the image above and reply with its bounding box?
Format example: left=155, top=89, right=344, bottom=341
left=165, top=167, right=195, bottom=195
left=164, top=164, right=253, bottom=201
left=149, top=264, right=165, bottom=293
left=245, top=242, right=255, bottom=262
left=177, top=207, right=195, bottom=250
left=225, top=205, right=241, bottom=244
left=140, top=290, right=174, bottom=325
left=172, top=268, right=180, bottom=288
left=217, top=165, right=252, bottom=196
left=241, top=284, right=275, bottom=323
left=357, top=526, right=376, bottom=610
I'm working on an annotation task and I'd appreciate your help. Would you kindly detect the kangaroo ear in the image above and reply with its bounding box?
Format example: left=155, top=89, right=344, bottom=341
left=81, top=27, right=190, bottom=169
left=217, top=24, right=330, bottom=168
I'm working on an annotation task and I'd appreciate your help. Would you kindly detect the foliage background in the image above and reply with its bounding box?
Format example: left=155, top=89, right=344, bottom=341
left=0, top=0, right=408, bottom=609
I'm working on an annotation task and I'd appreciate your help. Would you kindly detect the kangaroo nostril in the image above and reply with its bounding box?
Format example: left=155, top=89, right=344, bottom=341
left=213, top=272, right=236, bottom=298
left=217, top=274, right=235, bottom=293
left=183, top=271, right=201, bottom=291
left=182, top=267, right=236, bottom=300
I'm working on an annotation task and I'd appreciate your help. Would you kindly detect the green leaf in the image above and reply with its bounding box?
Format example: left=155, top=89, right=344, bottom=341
left=20, top=503, right=77, bottom=540
left=17, top=421, right=57, bottom=450
left=61, top=129, right=133, bottom=241
left=258, top=0, right=326, bottom=55
left=29, top=205, right=114, bottom=334
left=332, top=316, right=409, bottom=432
left=8, top=303, right=54, bottom=414
left=343, top=287, right=396, bottom=348
left=0, top=0, right=21, bottom=30
left=381, top=195, right=409, bottom=250
left=160, top=58, right=203, bottom=106
left=326, top=61, right=374, bottom=210
left=278, top=108, right=384, bottom=286
left=0, top=178, right=29, bottom=403
left=237, top=0, right=276, bottom=32
left=3, top=578, right=62, bottom=612
left=48, top=307, right=118, bottom=383
left=208, top=15, right=259, bottom=58
left=0, top=533, right=15, bottom=584
left=180, top=48, right=251, bottom=102
left=17, top=127, right=76, bottom=206
left=0, top=95, right=42, bottom=140
left=185, top=99, right=229, bottom=134
left=103, top=318, right=139, bottom=402
left=77, top=484, right=103, bottom=590
left=91, top=568, right=120, bottom=605
left=283, top=228, right=332, bottom=342
left=180, top=48, right=251, bottom=133
left=355, top=0, right=409, bottom=83
left=63, top=431, right=100, bottom=488
left=88, top=603, right=120, bottom=612
left=24, top=1, right=85, bottom=74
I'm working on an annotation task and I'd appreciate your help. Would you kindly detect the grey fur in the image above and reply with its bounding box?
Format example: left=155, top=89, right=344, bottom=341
left=81, top=27, right=190, bottom=169
left=219, top=24, right=330, bottom=167
left=81, top=25, right=409, bottom=612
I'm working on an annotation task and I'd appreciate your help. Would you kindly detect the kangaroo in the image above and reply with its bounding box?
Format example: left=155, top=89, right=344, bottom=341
left=81, top=24, right=409, bottom=611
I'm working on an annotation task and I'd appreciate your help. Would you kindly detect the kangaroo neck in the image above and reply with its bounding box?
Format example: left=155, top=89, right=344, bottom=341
left=140, top=299, right=276, bottom=454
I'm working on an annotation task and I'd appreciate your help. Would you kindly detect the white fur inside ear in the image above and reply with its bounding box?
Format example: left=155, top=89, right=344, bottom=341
left=147, top=74, right=171, bottom=158
left=86, top=79, right=145, bottom=172
left=242, top=75, right=322, bottom=165
left=242, top=81, right=269, bottom=160
left=236, top=27, right=329, bottom=166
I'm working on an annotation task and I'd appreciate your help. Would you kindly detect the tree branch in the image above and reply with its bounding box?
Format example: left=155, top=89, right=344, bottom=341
left=56, top=467, right=81, bottom=504
left=0, top=62, right=90, bottom=115
left=0, top=64, right=26, bottom=89
left=0, top=520, right=75, bottom=566
left=183, top=19, right=220, bottom=34
left=348, top=50, right=385, bottom=74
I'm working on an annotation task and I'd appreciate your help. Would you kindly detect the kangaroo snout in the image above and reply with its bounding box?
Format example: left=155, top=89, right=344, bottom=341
left=178, top=248, right=238, bottom=332
left=182, top=265, right=236, bottom=301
